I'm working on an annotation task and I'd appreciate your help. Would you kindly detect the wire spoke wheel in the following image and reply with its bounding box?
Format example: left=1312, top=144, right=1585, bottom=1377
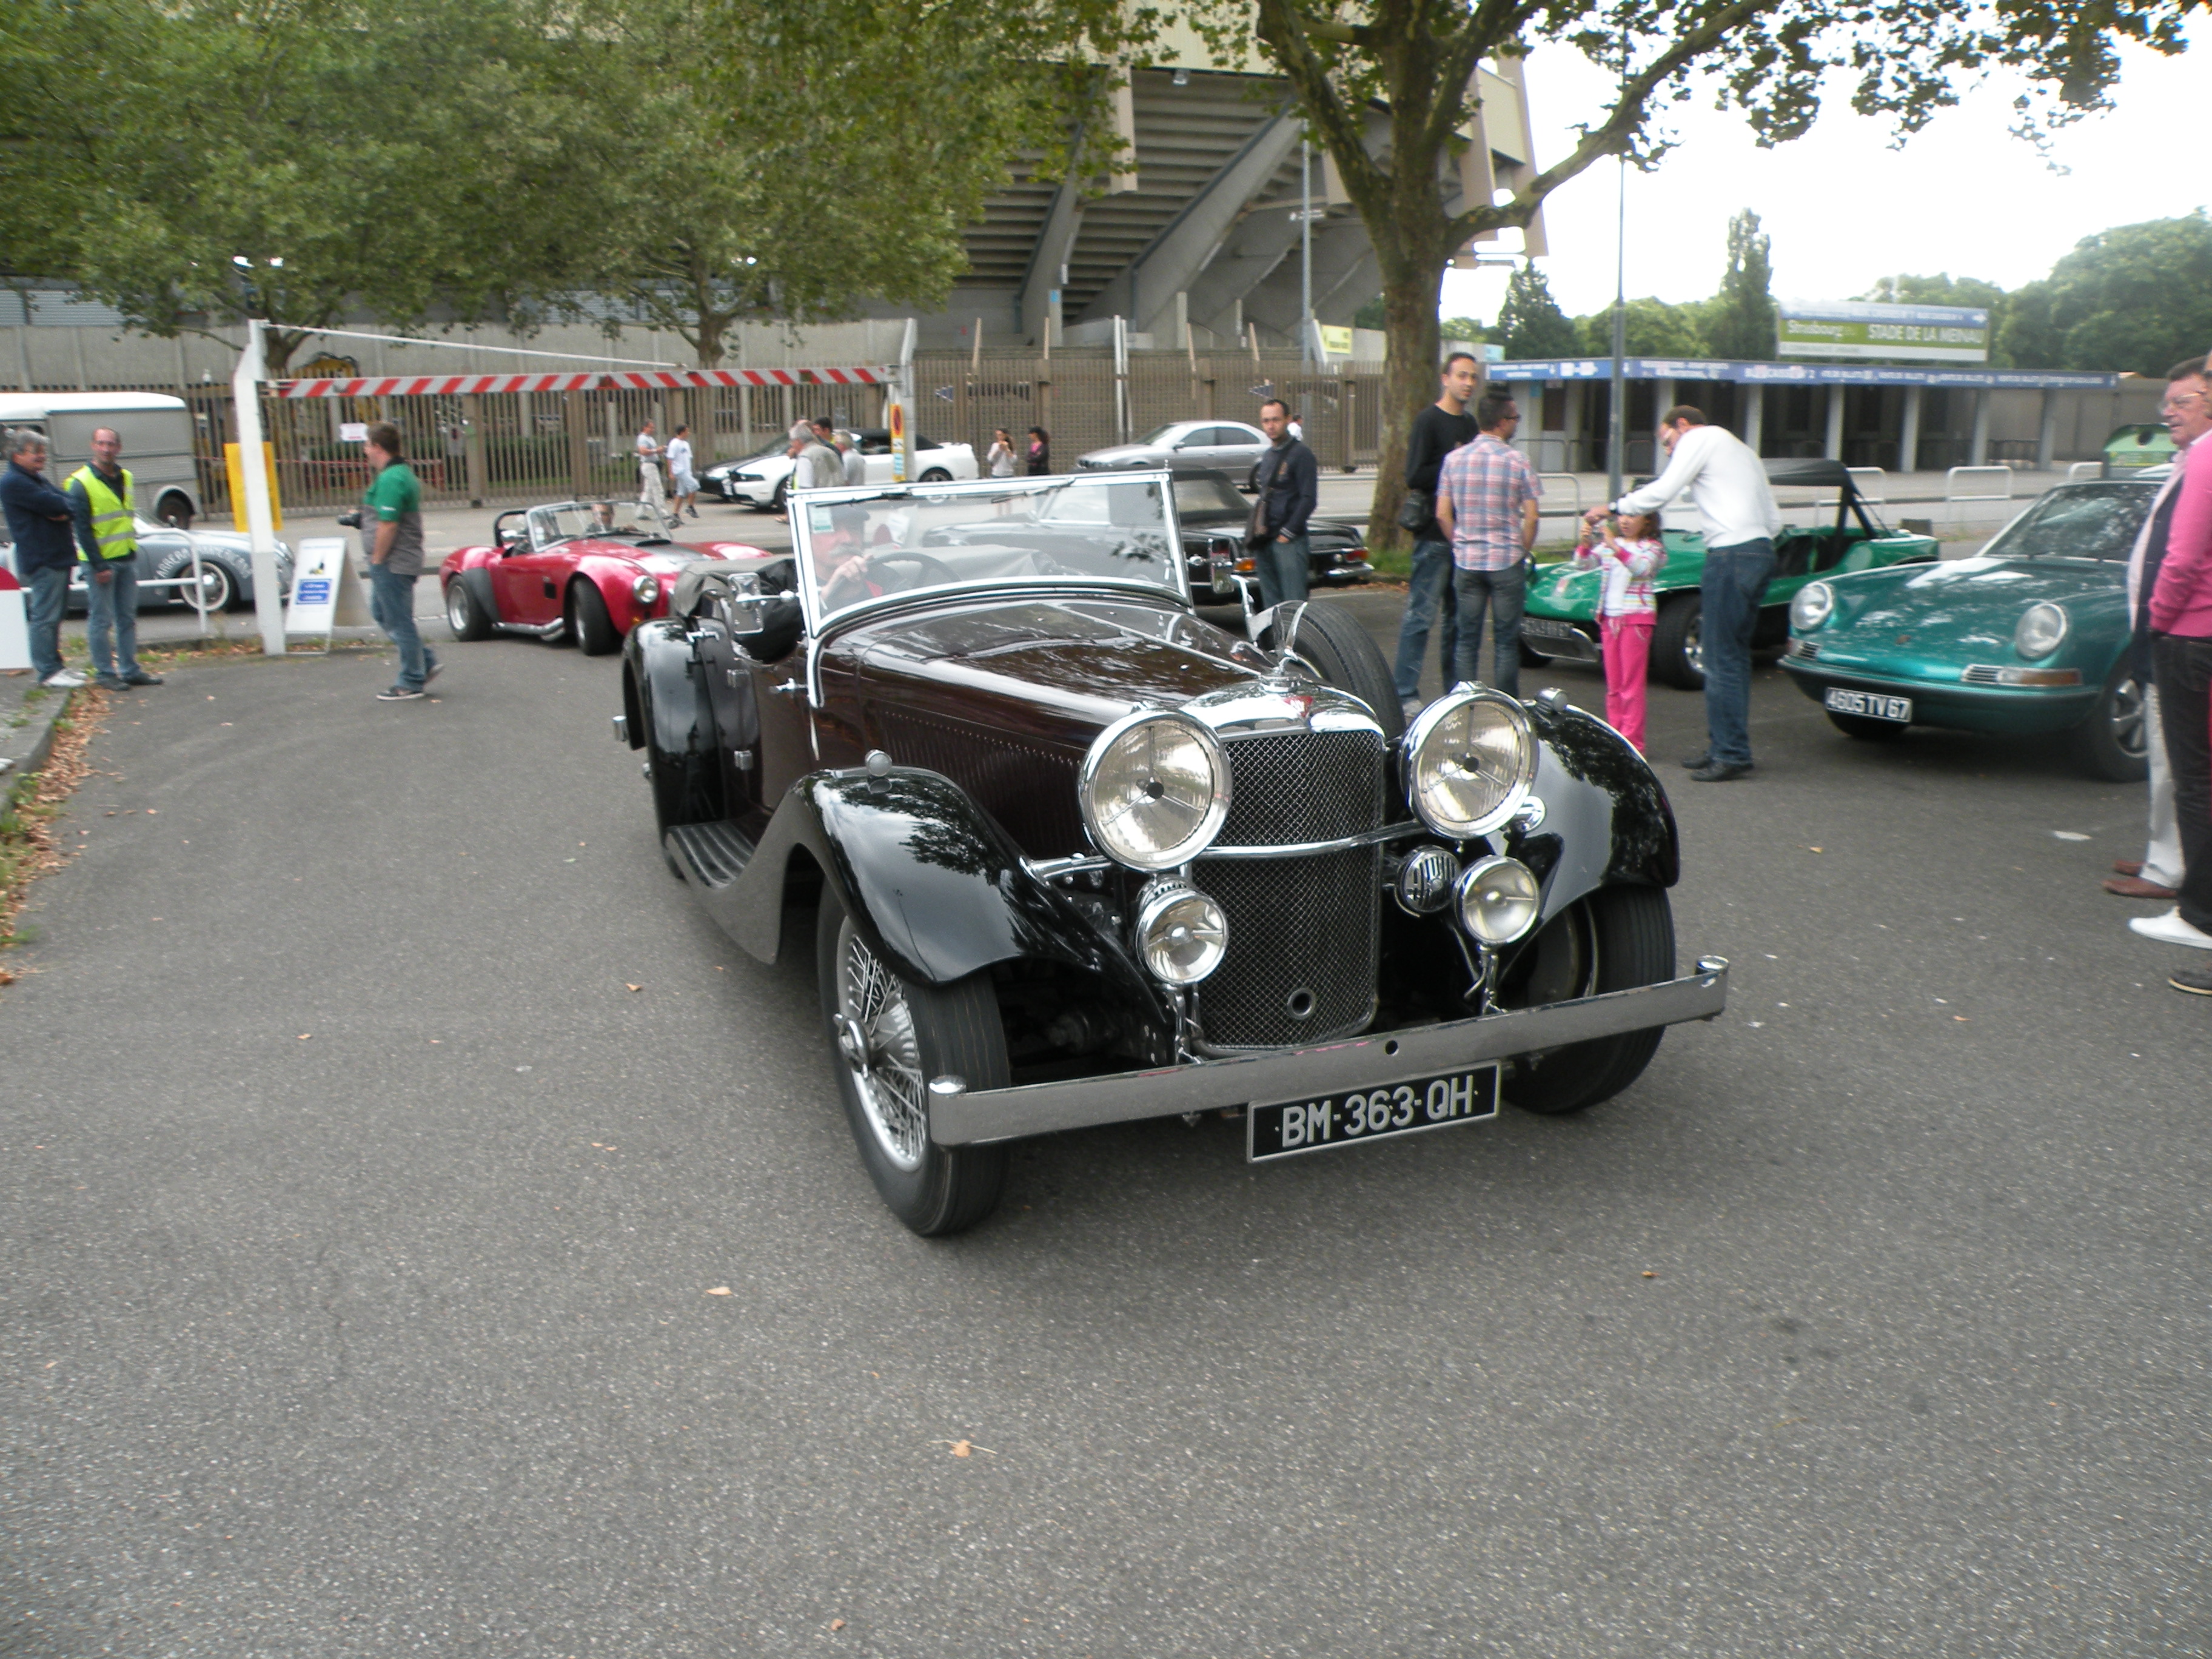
left=837, top=926, right=930, bottom=1171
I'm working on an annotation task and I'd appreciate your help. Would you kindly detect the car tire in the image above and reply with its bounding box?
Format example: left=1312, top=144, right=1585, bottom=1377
left=1501, top=884, right=1675, bottom=1116
left=769, top=478, right=789, bottom=514
left=155, top=492, right=193, bottom=531
left=2070, top=665, right=2150, bottom=783
left=919, top=468, right=951, bottom=484
left=568, top=581, right=620, bottom=655
left=167, top=558, right=236, bottom=614
left=1651, top=594, right=1704, bottom=689
left=1264, top=599, right=1406, bottom=744
left=816, top=892, right=1009, bottom=1237
left=445, top=578, right=494, bottom=640
left=1825, top=710, right=1907, bottom=743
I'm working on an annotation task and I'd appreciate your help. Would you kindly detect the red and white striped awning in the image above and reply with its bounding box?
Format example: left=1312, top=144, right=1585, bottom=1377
left=271, top=366, right=887, bottom=398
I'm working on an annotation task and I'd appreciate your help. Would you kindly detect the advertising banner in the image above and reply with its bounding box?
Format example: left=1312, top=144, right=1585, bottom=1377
left=1777, top=301, right=1989, bottom=363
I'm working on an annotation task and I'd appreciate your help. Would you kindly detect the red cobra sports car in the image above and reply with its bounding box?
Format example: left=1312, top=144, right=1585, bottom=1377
left=439, top=500, right=772, bottom=655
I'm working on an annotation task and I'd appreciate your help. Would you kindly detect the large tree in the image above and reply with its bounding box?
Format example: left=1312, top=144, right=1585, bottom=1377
left=1577, top=295, right=1705, bottom=358
left=1182, top=0, right=2196, bottom=548
left=1495, top=265, right=1579, bottom=357
left=1701, top=208, right=1774, bottom=361
left=1997, top=213, right=2212, bottom=375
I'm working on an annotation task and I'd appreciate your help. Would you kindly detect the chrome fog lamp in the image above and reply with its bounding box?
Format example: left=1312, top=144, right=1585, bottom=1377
left=1393, top=845, right=1460, bottom=914
left=1790, top=580, right=1835, bottom=632
left=631, top=573, right=659, bottom=606
left=1079, top=709, right=1231, bottom=871
left=1134, top=878, right=1229, bottom=984
left=2015, top=602, right=2069, bottom=659
left=1455, top=856, right=1541, bottom=945
left=1403, top=688, right=1537, bottom=839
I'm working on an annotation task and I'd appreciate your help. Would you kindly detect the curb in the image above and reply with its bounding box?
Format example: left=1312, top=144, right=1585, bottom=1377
left=0, top=681, right=73, bottom=790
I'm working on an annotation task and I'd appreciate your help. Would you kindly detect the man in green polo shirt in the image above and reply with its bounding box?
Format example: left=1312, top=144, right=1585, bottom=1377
left=360, top=421, right=438, bottom=702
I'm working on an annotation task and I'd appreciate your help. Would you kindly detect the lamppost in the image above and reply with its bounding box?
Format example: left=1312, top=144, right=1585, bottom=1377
left=1300, top=138, right=1314, bottom=366
left=1606, top=147, right=1626, bottom=503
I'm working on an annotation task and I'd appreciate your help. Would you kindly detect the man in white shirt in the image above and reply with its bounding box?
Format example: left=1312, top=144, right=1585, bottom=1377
left=635, top=420, right=668, bottom=516
left=1591, top=406, right=1783, bottom=780
left=665, top=424, right=698, bottom=520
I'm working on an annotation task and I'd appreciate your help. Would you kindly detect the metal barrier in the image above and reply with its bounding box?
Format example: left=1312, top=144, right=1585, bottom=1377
left=1845, top=467, right=1886, bottom=504
left=2067, top=461, right=2102, bottom=484
left=1538, top=473, right=1581, bottom=516
left=1945, top=465, right=2013, bottom=502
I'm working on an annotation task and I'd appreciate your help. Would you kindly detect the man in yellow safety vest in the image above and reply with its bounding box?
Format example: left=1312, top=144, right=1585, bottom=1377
left=65, top=426, right=164, bottom=689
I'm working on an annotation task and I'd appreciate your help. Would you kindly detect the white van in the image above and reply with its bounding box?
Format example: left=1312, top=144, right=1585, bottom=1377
left=0, top=391, right=203, bottom=528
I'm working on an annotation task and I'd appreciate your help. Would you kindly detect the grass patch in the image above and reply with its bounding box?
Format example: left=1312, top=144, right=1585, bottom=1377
left=0, top=686, right=108, bottom=959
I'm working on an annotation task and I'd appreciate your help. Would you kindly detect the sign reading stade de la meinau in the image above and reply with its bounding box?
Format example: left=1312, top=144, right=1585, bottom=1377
left=1777, top=301, right=1989, bottom=364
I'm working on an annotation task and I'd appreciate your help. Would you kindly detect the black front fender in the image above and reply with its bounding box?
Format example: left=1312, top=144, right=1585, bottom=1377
left=1505, top=700, right=1680, bottom=927
left=702, top=769, right=1161, bottom=1014
left=626, top=618, right=708, bottom=758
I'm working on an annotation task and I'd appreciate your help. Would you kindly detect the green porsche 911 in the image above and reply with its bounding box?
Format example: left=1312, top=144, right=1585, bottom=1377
left=1780, top=472, right=2165, bottom=780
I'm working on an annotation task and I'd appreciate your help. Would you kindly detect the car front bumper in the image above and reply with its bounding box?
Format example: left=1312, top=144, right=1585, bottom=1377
left=1780, top=655, right=2100, bottom=733
left=928, top=957, right=1729, bottom=1145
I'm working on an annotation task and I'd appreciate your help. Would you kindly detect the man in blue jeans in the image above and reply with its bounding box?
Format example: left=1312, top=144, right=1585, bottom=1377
left=1, top=429, right=85, bottom=689
left=1595, top=406, right=1782, bottom=780
left=357, top=422, right=439, bottom=702
left=1391, top=352, right=1479, bottom=720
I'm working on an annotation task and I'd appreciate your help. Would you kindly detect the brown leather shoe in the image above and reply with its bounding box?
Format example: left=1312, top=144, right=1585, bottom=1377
left=2113, top=859, right=2143, bottom=876
left=2104, top=875, right=2179, bottom=899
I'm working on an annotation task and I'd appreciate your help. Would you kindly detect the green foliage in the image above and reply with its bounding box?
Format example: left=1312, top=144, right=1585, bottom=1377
left=1574, top=297, right=1707, bottom=358
left=1997, top=213, right=2212, bottom=375
left=1438, top=315, right=1487, bottom=344
left=1860, top=272, right=2009, bottom=309
left=1702, top=209, right=1775, bottom=361
left=1355, top=295, right=1387, bottom=329
left=1496, top=268, right=1579, bottom=359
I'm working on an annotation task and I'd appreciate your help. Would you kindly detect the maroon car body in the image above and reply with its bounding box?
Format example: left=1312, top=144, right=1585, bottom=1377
left=439, top=500, right=772, bottom=655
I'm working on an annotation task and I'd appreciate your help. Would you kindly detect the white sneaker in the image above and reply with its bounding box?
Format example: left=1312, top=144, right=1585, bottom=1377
left=41, top=669, right=85, bottom=688
left=2128, top=909, right=2212, bottom=950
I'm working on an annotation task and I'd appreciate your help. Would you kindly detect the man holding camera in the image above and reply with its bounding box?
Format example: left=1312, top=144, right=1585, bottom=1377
left=347, top=423, right=438, bottom=702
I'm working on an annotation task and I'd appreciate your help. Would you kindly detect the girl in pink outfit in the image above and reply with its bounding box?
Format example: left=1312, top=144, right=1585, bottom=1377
left=1570, top=511, right=1667, bottom=752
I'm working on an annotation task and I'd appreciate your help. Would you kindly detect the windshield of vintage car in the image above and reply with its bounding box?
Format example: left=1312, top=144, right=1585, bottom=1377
left=531, top=501, right=673, bottom=546
left=1980, top=484, right=2153, bottom=563
left=797, top=476, right=1180, bottom=620
left=1173, top=475, right=1247, bottom=520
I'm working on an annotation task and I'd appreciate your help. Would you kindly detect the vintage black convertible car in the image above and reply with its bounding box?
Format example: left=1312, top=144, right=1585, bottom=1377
left=619, top=471, right=1728, bottom=1235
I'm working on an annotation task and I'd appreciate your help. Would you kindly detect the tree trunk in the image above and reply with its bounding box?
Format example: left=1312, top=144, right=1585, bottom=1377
left=1364, top=247, right=1447, bottom=555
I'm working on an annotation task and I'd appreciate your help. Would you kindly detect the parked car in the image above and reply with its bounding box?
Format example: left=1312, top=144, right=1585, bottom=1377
left=45, top=517, right=294, bottom=612
left=1076, top=420, right=1269, bottom=481
left=1780, top=471, right=2165, bottom=780
left=1127, top=468, right=1372, bottom=597
left=617, top=470, right=1729, bottom=1235
left=1520, top=458, right=1941, bottom=688
left=702, top=430, right=978, bottom=511
left=438, top=500, right=771, bottom=655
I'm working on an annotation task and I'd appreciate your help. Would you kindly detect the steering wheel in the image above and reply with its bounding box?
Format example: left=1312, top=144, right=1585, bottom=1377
left=858, top=550, right=959, bottom=591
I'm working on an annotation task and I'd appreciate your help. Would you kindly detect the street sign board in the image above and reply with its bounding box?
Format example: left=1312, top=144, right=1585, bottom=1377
left=1777, top=301, right=1989, bottom=363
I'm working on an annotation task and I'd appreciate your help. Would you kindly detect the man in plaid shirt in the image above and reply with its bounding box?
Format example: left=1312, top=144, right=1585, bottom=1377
left=1434, top=390, right=1542, bottom=697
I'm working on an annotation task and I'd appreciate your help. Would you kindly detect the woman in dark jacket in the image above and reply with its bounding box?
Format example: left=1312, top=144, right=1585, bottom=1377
left=1025, top=427, right=1051, bottom=475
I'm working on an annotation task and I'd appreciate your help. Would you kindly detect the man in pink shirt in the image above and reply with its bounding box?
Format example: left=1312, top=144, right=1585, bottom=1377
left=2134, top=353, right=2212, bottom=978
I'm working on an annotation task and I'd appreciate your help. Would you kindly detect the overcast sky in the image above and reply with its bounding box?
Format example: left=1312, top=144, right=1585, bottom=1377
left=1439, top=21, right=2206, bottom=326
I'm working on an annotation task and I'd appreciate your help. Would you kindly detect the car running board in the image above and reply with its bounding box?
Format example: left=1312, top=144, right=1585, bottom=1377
left=494, top=618, right=566, bottom=638
left=667, top=821, right=755, bottom=888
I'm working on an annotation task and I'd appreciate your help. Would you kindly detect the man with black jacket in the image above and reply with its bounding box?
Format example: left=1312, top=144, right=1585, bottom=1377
left=1, top=430, right=84, bottom=688
left=1391, top=352, right=1480, bottom=720
left=1252, top=398, right=1318, bottom=608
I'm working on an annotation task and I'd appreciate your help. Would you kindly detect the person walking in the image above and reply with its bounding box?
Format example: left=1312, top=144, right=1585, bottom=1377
left=665, top=423, right=699, bottom=520
left=1026, top=427, right=1051, bottom=475
left=64, top=426, right=162, bottom=690
left=1250, top=398, right=1318, bottom=609
left=635, top=419, right=668, bottom=515
left=2110, top=356, right=2205, bottom=905
left=360, top=422, right=438, bottom=703
left=1569, top=511, right=1665, bottom=751
left=1, top=430, right=85, bottom=688
left=2133, top=355, right=2212, bottom=967
left=987, top=427, right=1017, bottom=478
left=1390, top=352, right=1478, bottom=721
left=1434, top=390, right=1541, bottom=697
left=1595, top=405, right=1781, bottom=781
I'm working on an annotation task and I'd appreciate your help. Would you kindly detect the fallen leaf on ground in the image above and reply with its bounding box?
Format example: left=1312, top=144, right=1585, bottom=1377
left=298, top=1034, right=311, bottom=1040
left=705, top=1286, right=732, bottom=1296
left=1641, top=1270, right=1657, bottom=1279
left=625, top=983, right=641, bottom=992
left=829, top=1619, right=845, bottom=1632
left=934, top=1439, right=995, bottom=1457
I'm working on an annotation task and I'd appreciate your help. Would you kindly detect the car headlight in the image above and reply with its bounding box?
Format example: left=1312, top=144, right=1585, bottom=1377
left=1079, top=709, right=1230, bottom=871
left=631, top=574, right=659, bottom=606
left=2015, top=602, right=2068, bottom=659
left=1403, top=688, right=1537, bottom=839
left=1790, top=580, right=1835, bottom=632
left=1134, top=878, right=1228, bottom=984
left=1455, top=856, right=1542, bottom=945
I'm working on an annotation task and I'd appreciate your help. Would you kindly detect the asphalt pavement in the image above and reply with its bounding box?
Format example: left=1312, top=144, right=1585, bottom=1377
left=3, top=594, right=2207, bottom=1657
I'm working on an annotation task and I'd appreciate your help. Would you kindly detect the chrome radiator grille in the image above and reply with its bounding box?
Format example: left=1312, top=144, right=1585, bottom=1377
left=1195, top=728, right=1385, bottom=1049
